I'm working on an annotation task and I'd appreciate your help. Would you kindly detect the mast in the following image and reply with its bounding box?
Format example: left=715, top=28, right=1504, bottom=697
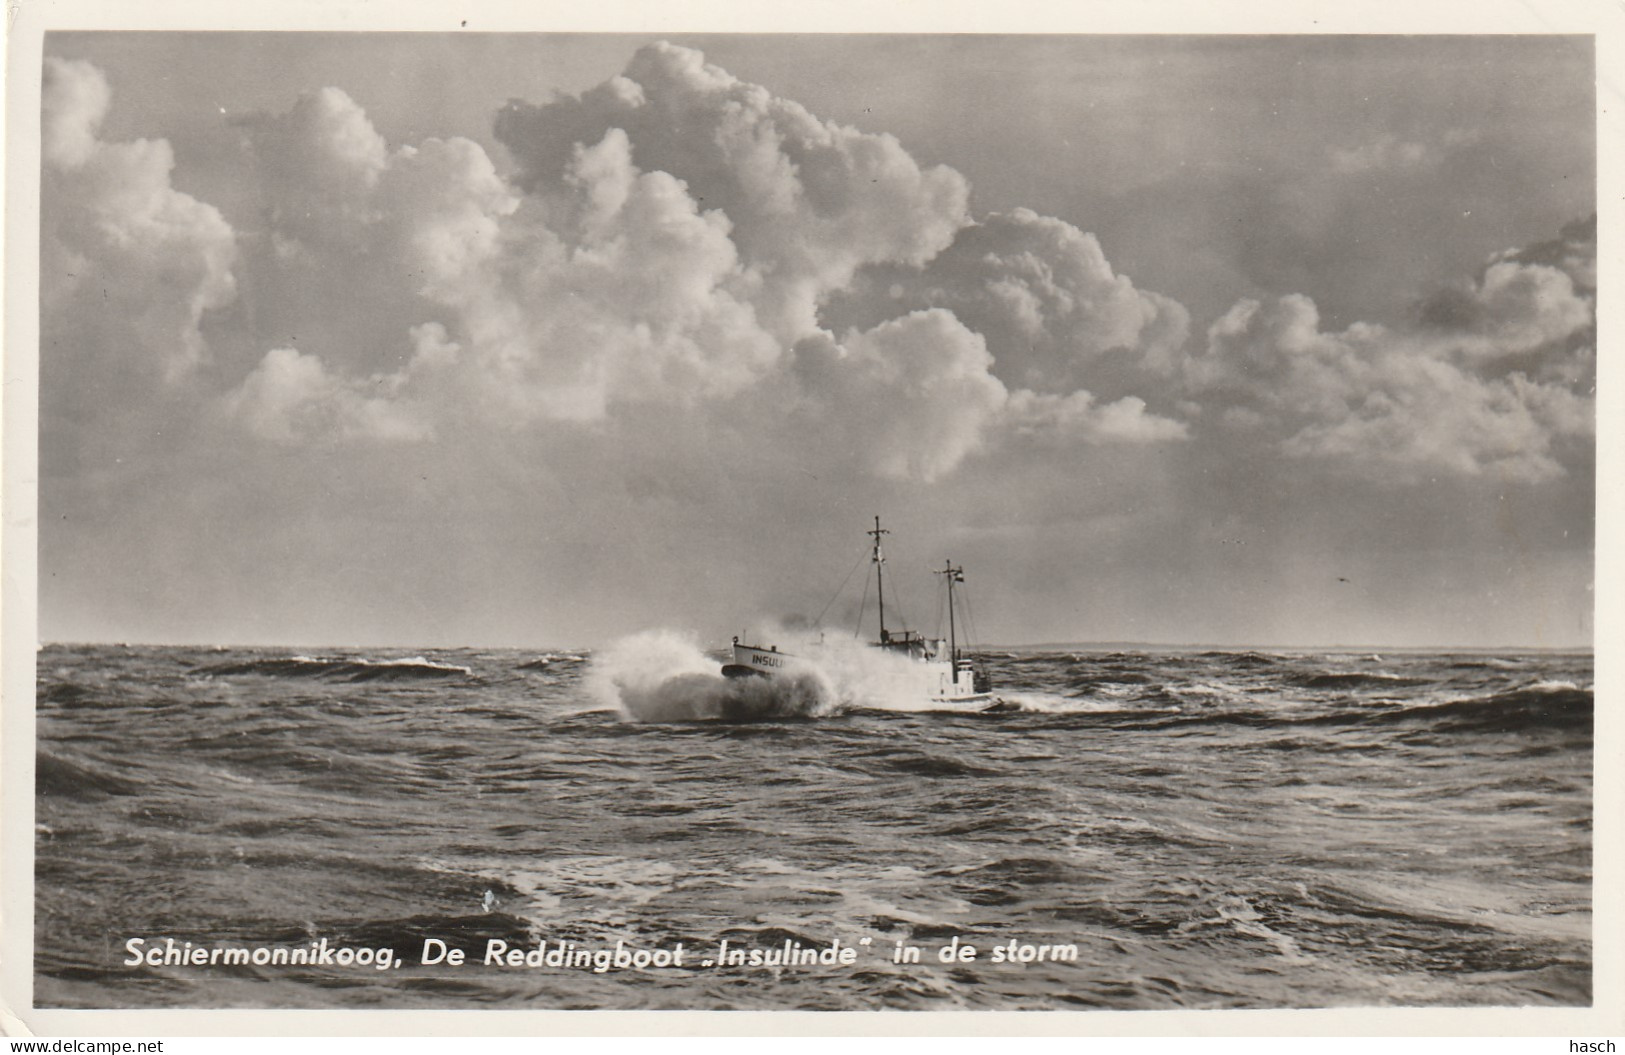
left=937, top=560, right=964, bottom=662
left=868, top=516, right=890, bottom=643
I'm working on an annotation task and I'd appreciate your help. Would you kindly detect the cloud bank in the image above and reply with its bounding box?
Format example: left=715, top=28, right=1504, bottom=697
left=1186, top=287, right=1592, bottom=483
left=42, top=57, right=236, bottom=401
left=43, top=43, right=1594, bottom=492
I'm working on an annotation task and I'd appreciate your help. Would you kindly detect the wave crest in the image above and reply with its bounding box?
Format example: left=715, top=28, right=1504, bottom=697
left=194, top=656, right=473, bottom=682
left=1368, top=686, right=1592, bottom=734
left=588, top=630, right=836, bottom=722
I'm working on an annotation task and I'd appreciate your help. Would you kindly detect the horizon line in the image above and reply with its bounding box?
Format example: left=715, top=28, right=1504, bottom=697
left=32, top=637, right=1596, bottom=655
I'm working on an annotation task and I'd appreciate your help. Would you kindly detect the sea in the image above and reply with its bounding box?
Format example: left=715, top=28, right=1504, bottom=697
left=33, top=637, right=1593, bottom=1011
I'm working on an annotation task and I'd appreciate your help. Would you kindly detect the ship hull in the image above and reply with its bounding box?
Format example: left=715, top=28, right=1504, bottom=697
left=726, top=642, right=994, bottom=711
left=723, top=644, right=810, bottom=680
left=722, top=516, right=996, bottom=712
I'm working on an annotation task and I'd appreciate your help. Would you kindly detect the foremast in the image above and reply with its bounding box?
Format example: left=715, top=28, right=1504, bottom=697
left=868, top=516, right=890, bottom=644
left=728, top=516, right=993, bottom=703
left=935, top=560, right=965, bottom=662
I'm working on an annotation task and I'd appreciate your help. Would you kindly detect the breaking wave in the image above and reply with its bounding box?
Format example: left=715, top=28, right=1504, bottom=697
left=516, top=653, right=587, bottom=671
left=1293, top=671, right=1432, bottom=690
left=1360, top=685, right=1592, bottom=734
left=990, top=691, right=1152, bottom=715
left=1200, top=650, right=1280, bottom=668
left=587, top=630, right=836, bottom=722
left=588, top=626, right=998, bottom=722
left=194, top=656, right=473, bottom=682
left=37, top=750, right=141, bottom=800
left=33, top=641, right=1595, bottom=1011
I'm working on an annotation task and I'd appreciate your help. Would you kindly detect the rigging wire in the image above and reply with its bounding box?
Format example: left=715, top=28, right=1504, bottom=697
left=854, top=562, right=872, bottom=640
left=958, top=579, right=981, bottom=654
left=886, top=575, right=911, bottom=636
left=815, top=547, right=870, bottom=628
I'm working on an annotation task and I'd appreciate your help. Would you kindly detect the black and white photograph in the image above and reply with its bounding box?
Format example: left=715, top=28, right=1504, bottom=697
left=3, top=0, right=1620, bottom=1038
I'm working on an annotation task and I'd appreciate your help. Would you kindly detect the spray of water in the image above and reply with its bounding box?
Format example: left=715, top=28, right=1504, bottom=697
left=587, top=625, right=988, bottom=722
left=587, top=630, right=836, bottom=722
left=773, top=628, right=960, bottom=712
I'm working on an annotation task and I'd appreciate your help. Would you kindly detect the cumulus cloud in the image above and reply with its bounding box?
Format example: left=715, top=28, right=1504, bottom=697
left=787, top=308, right=1189, bottom=483
left=42, top=56, right=237, bottom=390
left=1492, top=212, right=1596, bottom=293
left=790, top=310, right=1009, bottom=482
left=240, top=86, right=388, bottom=250
left=1418, top=259, right=1592, bottom=361
left=1006, top=390, right=1189, bottom=444
left=1452, top=261, right=1591, bottom=356
left=494, top=41, right=971, bottom=342
left=42, top=55, right=110, bottom=169
left=225, top=89, right=783, bottom=439
left=221, top=345, right=432, bottom=445
left=1280, top=364, right=1590, bottom=483
left=1183, top=219, right=1595, bottom=484
left=208, top=43, right=1187, bottom=480
left=221, top=321, right=463, bottom=444
left=829, top=208, right=1191, bottom=391
left=47, top=46, right=1585, bottom=495
left=393, top=125, right=783, bottom=425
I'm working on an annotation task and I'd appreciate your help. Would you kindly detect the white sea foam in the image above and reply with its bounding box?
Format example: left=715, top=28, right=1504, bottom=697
left=589, top=625, right=986, bottom=720
left=587, top=629, right=836, bottom=721
left=991, top=691, right=1142, bottom=715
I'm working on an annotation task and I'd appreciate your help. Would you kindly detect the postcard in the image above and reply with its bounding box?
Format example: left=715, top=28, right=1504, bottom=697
left=4, top=0, right=1620, bottom=1041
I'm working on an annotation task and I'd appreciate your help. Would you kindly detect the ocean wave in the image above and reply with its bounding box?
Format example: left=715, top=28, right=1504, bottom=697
left=1360, top=686, right=1592, bottom=734
left=37, top=750, right=141, bottom=800
left=333, top=912, right=537, bottom=955
left=516, top=653, right=588, bottom=671
left=1104, top=682, right=1589, bottom=736
left=1293, top=671, right=1433, bottom=691
left=994, top=692, right=1158, bottom=716
left=39, top=682, right=102, bottom=706
left=1198, top=651, right=1280, bottom=668
left=872, top=751, right=1004, bottom=779
left=621, top=670, right=835, bottom=722
left=1071, top=672, right=1155, bottom=688
left=33, top=642, right=1595, bottom=1011
left=194, top=656, right=473, bottom=682
left=1522, top=679, right=1587, bottom=693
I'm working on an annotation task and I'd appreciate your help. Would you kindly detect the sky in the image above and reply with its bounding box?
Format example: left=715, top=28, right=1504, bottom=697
left=33, top=32, right=1597, bottom=649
